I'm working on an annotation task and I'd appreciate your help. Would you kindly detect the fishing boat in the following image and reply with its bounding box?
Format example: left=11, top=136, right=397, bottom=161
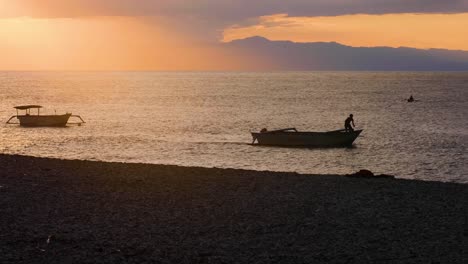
left=251, top=128, right=362, bottom=147
left=6, top=105, right=85, bottom=127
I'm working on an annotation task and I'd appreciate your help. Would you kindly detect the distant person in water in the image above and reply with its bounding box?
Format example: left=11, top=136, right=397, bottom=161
left=344, top=114, right=355, bottom=132
left=408, top=95, right=415, bottom=102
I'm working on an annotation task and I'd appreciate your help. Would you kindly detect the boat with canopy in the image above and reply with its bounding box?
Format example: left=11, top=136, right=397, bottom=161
left=6, top=105, right=85, bottom=127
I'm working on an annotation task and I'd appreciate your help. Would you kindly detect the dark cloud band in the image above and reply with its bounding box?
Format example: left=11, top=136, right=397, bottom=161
left=3, top=0, right=468, bottom=20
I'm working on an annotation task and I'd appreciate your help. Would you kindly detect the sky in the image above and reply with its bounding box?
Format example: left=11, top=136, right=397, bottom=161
left=1, top=0, right=468, bottom=70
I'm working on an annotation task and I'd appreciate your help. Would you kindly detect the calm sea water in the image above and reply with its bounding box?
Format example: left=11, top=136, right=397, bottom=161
left=0, top=72, right=467, bottom=183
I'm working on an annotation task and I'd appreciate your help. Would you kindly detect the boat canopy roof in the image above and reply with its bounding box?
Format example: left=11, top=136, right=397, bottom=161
left=14, top=105, right=43, bottom=110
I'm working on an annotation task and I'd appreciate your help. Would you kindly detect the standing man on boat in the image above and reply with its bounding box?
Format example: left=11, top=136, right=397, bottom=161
left=344, top=114, right=355, bottom=132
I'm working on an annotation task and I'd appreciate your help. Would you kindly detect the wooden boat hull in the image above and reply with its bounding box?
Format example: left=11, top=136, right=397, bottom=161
left=17, top=114, right=71, bottom=127
left=252, top=129, right=363, bottom=147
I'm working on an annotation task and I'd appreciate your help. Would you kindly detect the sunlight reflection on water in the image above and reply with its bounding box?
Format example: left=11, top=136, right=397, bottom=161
left=0, top=71, right=467, bottom=183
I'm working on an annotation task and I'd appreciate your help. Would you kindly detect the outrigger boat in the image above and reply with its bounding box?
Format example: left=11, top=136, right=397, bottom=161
left=6, top=105, right=85, bottom=127
left=251, top=128, right=362, bottom=147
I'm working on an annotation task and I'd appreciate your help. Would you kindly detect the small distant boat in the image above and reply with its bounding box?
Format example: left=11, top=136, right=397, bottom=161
left=6, top=105, right=85, bottom=127
left=251, top=128, right=362, bottom=147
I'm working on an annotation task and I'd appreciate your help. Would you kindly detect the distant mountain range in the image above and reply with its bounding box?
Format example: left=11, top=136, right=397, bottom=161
left=224, top=37, right=468, bottom=71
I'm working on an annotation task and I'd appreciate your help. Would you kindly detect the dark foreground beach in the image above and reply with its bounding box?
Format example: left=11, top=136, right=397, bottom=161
left=0, top=154, right=466, bottom=263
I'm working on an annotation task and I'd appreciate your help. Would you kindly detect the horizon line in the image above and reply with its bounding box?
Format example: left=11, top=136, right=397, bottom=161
left=1, top=70, right=468, bottom=73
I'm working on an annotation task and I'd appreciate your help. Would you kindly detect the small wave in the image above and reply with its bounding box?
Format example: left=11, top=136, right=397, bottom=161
left=189, top=141, right=250, bottom=146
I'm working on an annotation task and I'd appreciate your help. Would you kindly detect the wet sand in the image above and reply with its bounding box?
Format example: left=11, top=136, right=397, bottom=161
left=0, top=154, right=466, bottom=263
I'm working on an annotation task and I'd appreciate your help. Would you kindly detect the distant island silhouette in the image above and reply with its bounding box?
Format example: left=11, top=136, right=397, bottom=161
left=224, top=36, right=468, bottom=71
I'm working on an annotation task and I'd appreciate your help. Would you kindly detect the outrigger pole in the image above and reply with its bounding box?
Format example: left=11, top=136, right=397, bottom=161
left=67, top=115, right=86, bottom=125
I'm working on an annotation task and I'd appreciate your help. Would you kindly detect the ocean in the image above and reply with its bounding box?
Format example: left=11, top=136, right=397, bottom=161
left=0, top=71, right=467, bottom=183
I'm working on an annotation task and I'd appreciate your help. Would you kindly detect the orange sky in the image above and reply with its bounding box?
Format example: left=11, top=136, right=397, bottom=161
left=0, top=16, right=251, bottom=71
left=1, top=6, right=468, bottom=70
left=223, top=13, right=468, bottom=51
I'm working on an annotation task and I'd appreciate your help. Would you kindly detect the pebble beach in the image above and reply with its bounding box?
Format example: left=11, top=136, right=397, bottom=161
left=0, top=154, right=466, bottom=263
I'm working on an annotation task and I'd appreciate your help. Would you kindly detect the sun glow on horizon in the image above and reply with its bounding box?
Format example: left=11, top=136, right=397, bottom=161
left=2, top=5, right=468, bottom=70
left=0, top=16, right=250, bottom=71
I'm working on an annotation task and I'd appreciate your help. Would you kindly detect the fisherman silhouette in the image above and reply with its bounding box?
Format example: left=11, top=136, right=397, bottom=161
left=344, top=114, right=355, bottom=132
left=408, top=95, right=415, bottom=102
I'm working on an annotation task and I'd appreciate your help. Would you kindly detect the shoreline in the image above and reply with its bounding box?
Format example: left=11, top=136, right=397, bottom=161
left=1, top=153, right=461, bottom=184
left=1, top=154, right=466, bottom=263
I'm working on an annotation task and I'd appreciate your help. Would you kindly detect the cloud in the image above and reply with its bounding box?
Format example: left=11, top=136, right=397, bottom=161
left=2, top=0, right=468, bottom=20
left=1, top=0, right=467, bottom=68
left=2, top=0, right=467, bottom=41
left=223, top=13, right=468, bottom=51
